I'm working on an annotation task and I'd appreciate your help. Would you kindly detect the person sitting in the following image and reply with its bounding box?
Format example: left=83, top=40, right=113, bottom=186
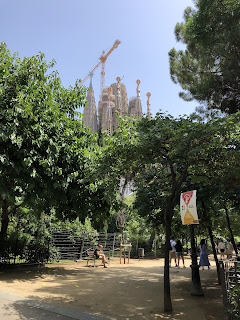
left=94, top=244, right=107, bottom=268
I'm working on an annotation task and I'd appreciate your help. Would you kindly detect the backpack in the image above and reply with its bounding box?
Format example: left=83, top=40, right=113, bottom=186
left=94, top=248, right=99, bottom=259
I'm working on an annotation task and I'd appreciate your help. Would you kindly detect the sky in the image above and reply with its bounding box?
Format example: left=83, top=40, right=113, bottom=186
left=1, top=0, right=197, bottom=118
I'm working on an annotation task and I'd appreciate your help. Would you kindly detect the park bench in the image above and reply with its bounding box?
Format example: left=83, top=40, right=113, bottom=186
left=85, top=249, right=111, bottom=267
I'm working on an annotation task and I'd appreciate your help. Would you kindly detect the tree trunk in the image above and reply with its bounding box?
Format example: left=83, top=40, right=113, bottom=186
left=162, top=166, right=187, bottom=312
left=147, top=230, right=155, bottom=252
left=1, top=200, right=9, bottom=235
left=201, top=201, right=221, bottom=284
left=103, top=219, right=108, bottom=248
left=164, top=205, right=173, bottom=312
left=36, top=212, right=44, bottom=243
left=136, top=238, right=138, bottom=257
left=208, top=225, right=221, bottom=284
left=223, top=204, right=238, bottom=255
left=154, top=228, right=157, bottom=259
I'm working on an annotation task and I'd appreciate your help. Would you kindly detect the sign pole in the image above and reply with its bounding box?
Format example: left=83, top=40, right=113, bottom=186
left=190, top=224, right=204, bottom=295
left=182, top=179, right=203, bottom=296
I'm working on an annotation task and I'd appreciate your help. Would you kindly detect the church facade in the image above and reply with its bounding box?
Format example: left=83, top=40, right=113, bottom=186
left=83, top=78, right=142, bottom=134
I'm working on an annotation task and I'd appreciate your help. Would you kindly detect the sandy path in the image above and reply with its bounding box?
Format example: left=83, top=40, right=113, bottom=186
left=0, top=256, right=224, bottom=320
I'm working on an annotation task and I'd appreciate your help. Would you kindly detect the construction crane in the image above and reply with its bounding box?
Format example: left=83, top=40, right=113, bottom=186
left=79, top=39, right=121, bottom=98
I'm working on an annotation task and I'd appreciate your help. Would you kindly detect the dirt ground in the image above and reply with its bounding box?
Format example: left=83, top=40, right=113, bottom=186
left=0, top=255, right=224, bottom=320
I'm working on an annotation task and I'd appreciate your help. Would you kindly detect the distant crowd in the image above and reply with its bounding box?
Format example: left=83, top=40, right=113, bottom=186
left=215, top=239, right=234, bottom=259
left=169, top=237, right=236, bottom=269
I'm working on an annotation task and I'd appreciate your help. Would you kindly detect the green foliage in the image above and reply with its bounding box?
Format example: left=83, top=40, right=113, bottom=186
left=0, top=42, right=111, bottom=233
left=228, top=285, right=240, bottom=319
left=53, top=216, right=98, bottom=242
left=125, top=215, right=152, bottom=253
left=99, top=111, right=240, bottom=232
left=0, top=208, right=55, bottom=262
left=169, top=0, right=240, bottom=114
left=134, top=166, right=166, bottom=226
left=123, top=193, right=152, bottom=252
left=0, top=208, right=99, bottom=263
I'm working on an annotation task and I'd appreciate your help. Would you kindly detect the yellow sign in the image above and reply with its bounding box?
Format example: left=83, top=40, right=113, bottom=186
left=180, top=190, right=199, bottom=225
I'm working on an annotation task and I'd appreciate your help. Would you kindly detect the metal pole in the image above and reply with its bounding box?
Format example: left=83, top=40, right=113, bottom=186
left=186, top=178, right=204, bottom=296
left=80, top=237, right=85, bottom=260
left=190, top=224, right=204, bottom=295
left=112, top=233, right=115, bottom=258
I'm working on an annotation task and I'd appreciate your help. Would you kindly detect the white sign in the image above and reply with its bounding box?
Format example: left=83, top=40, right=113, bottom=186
left=180, top=190, right=199, bottom=225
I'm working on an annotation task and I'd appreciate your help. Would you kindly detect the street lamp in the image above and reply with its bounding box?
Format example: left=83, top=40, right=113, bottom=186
left=190, top=224, right=204, bottom=295
left=186, top=179, right=204, bottom=296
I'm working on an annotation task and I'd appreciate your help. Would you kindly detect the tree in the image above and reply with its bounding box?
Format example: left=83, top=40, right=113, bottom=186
left=134, top=114, right=223, bottom=311
left=122, top=194, right=153, bottom=256
left=169, top=0, right=240, bottom=115
left=0, top=42, right=108, bottom=234
left=99, top=112, right=235, bottom=312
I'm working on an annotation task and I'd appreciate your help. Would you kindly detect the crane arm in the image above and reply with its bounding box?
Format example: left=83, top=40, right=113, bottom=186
left=79, top=60, right=102, bottom=87
left=79, top=39, right=121, bottom=88
left=100, top=39, right=121, bottom=63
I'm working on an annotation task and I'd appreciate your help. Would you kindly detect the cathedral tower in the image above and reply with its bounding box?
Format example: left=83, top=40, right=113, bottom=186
left=98, top=87, right=115, bottom=134
left=128, top=79, right=142, bottom=120
left=83, top=77, right=98, bottom=133
left=84, top=78, right=144, bottom=134
left=110, top=78, right=128, bottom=130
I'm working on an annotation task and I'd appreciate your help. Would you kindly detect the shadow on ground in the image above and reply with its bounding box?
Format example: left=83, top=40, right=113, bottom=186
left=0, top=258, right=224, bottom=320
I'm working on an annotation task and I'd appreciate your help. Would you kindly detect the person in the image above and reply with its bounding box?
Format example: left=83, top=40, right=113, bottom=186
left=199, top=239, right=210, bottom=270
left=215, top=242, right=219, bottom=254
left=175, top=240, right=186, bottom=268
left=226, top=239, right=234, bottom=259
left=94, top=244, right=107, bottom=268
left=169, top=237, right=177, bottom=267
left=218, top=239, right=225, bottom=259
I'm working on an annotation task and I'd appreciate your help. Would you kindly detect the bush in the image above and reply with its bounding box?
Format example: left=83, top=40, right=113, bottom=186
left=228, top=285, right=240, bottom=319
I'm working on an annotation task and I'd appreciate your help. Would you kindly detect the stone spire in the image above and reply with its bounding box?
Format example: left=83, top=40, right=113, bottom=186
left=106, top=87, right=113, bottom=135
left=98, top=86, right=115, bottom=133
left=107, top=79, right=128, bottom=131
left=135, top=79, right=142, bottom=119
left=83, top=76, right=98, bottom=133
left=115, top=76, right=122, bottom=116
left=146, top=92, right=151, bottom=119
left=128, top=79, right=142, bottom=120
left=89, top=72, right=93, bottom=90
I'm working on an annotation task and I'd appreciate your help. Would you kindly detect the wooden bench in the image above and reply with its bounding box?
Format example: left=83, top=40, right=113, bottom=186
left=85, top=249, right=110, bottom=267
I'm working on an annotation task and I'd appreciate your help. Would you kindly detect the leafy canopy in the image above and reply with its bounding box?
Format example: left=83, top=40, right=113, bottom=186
left=169, top=0, right=240, bottom=115
left=0, top=42, right=109, bottom=229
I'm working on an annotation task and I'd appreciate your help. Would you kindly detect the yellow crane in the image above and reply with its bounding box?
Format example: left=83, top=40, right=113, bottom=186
left=79, top=39, right=120, bottom=97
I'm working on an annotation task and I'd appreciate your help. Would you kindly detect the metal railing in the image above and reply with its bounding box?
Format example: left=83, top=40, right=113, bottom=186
left=220, top=259, right=240, bottom=320
left=0, top=232, right=123, bottom=266
left=51, top=231, right=121, bottom=261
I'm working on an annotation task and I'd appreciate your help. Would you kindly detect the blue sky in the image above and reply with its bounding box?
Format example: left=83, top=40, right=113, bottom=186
left=1, top=0, right=197, bottom=118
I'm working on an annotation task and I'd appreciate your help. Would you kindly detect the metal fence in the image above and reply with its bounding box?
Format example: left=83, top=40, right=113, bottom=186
left=0, top=232, right=123, bottom=266
left=51, top=231, right=121, bottom=261
left=220, top=259, right=240, bottom=320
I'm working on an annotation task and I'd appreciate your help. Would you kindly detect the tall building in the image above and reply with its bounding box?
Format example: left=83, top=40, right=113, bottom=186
left=83, top=78, right=142, bottom=134
left=128, top=79, right=142, bottom=120
left=83, top=77, right=98, bottom=133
